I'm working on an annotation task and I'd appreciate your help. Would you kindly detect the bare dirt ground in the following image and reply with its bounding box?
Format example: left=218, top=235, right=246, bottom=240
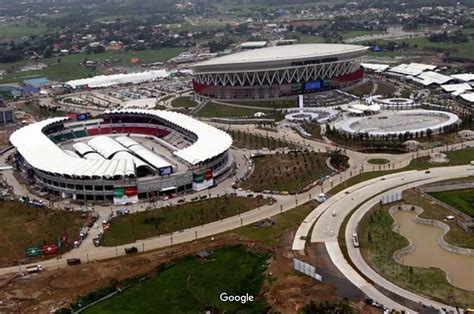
left=0, top=226, right=378, bottom=313
left=260, top=228, right=379, bottom=314
left=0, top=234, right=267, bottom=313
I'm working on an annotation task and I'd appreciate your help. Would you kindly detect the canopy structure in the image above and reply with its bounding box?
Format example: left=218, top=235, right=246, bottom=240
left=65, top=70, right=169, bottom=89
left=105, top=109, right=233, bottom=166
left=388, top=63, right=437, bottom=76
left=10, top=117, right=135, bottom=179
left=10, top=110, right=232, bottom=179
left=115, top=136, right=172, bottom=170
left=415, top=71, right=452, bottom=86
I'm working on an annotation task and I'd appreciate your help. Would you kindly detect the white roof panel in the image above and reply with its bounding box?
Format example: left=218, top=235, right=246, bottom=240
left=105, top=109, right=232, bottom=165
left=361, top=63, right=390, bottom=72
left=9, top=118, right=136, bottom=178
left=88, top=136, right=128, bottom=159
left=84, top=152, right=105, bottom=160
left=65, top=70, right=169, bottom=89
left=129, top=144, right=171, bottom=169
left=194, top=44, right=368, bottom=68
left=416, top=71, right=452, bottom=86
left=460, top=93, right=474, bottom=103
left=10, top=110, right=232, bottom=179
left=115, top=136, right=139, bottom=148
left=389, top=63, right=437, bottom=76
left=451, top=73, right=474, bottom=82
left=72, top=142, right=95, bottom=156
left=441, top=83, right=472, bottom=93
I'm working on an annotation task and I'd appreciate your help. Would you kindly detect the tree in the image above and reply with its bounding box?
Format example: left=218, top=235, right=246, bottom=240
left=425, top=129, right=434, bottom=142
left=302, top=299, right=354, bottom=314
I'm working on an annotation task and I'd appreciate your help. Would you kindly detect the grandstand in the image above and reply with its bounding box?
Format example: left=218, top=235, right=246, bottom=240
left=10, top=109, right=233, bottom=204
left=192, top=44, right=368, bottom=100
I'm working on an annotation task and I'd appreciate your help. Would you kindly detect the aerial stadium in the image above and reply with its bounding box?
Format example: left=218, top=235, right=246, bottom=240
left=10, top=110, right=233, bottom=204
left=192, top=44, right=368, bottom=100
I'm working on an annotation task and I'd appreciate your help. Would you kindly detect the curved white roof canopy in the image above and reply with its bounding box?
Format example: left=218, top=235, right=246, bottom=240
left=88, top=136, right=129, bottom=159
left=10, top=117, right=136, bottom=179
left=194, top=44, right=367, bottom=68
left=116, top=136, right=172, bottom=170
left=105, top=109, right=233, bottom=166
left=72, top=142, right=95, bottom=156
left=10, top=110, right=232, bottom=179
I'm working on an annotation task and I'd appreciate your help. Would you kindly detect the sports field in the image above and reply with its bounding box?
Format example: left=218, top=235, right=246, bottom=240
left=84, top=246, right=268, bottom=313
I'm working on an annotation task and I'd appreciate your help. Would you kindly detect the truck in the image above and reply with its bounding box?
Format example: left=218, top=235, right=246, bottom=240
left=26, top=265, right=43, bottom=273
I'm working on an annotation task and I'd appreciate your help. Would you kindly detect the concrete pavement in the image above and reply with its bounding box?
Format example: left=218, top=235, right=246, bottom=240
left=294, top=165, right=471, bottom=312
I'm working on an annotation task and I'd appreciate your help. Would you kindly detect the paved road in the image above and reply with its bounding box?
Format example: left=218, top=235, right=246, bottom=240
left=1, top=120, right=473, bottom=291
left=293, top=165, right=470, bottom=312
left=345, top=166, right=471, bottom=313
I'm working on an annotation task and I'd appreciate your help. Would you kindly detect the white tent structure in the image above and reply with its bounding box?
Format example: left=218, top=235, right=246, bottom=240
left=65, top=70, right=169, bottom=89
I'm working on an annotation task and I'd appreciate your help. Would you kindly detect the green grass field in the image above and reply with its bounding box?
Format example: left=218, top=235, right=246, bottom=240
left=403, top=189, right=474, bottom=249
left=102, top=197, right=262, bottom=246
left=195, top=102, right=264, bottom=118
left=0, top=23, right=47, bottom=41
left=234, top=203, right=314, bottom=245
left=329, top=147, right=474, bottom=196
left=85, top=246, right=268, bottom=313
left=342, top=30, right=382, bottom=39
left=0, top=201, right=84, bottom=266
left=293, top=32, right=326, bottom=44
left=170, top=96, right=197, bottom=108
left=227, top=129, right=298, bottom=150
left=358, top=201, right=474, bottom=306
left=367, top=158, right=390, bottom=165
left=240, top=152, right=331, bottom=193
left=0, top=47, right=185, bottom=83
left=229, top=99, right=297, bottom=109
left=403, top=36, right=474, bottom=59
left=428, top=189, right=474, bottom=218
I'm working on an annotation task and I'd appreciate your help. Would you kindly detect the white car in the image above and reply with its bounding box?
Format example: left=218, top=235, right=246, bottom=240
left=315, top=193, right=326, bottom=203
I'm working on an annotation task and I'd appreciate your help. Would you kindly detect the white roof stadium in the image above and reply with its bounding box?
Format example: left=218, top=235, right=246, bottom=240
left=106, top=109, right=233, bottom=165
left=10, top=110, right=232, bottom=179
left=193, top=44, right=368, bottom=72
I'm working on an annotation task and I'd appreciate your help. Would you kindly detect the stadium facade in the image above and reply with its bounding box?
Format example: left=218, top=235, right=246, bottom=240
left=192, top=44, right=368, bottom=100
left=10, top=110, right=233, bottom=204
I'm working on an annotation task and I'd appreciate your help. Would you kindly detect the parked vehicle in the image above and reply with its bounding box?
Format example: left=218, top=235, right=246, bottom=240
left=124, top=246, right=138, bottom=254
left=93, top=232, right=103, bottom=247
left=26, top=265, right=43, bottom=273
left=315, top=193, right=326, bottom=203
left=67, top=258, right=81, bottom=266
